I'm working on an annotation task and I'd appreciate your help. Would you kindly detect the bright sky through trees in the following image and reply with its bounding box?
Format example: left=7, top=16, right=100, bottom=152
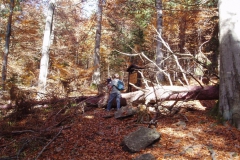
left=82, top=0, right=97, bottom=18
left=41, top=0, right=97, bottom=18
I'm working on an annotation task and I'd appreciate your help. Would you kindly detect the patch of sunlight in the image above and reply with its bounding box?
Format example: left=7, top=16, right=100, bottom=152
left=194, top=100, right=207, bottom=110
left=209, top=137, right=226, bottom=146
left=160, top=127, right=189, bottom=138
left=212, top=149, right=239, bottom=160
left=160, top=127, right=203, bottom=140
left=83, top=115, right=94, bottom=119
left=191, top=127, right=203, bottom=133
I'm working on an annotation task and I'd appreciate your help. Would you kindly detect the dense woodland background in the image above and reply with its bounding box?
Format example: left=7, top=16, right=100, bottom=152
left=0, top=0, right=219, bottom=96
left=1, top=0, right=240, bottom=159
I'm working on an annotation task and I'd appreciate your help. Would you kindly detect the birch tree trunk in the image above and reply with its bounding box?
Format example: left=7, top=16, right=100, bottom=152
left=218, top=0, right=240, bottom=129
left=2, top=0, right=14, bottom=90
left=92, top=0, right=104, bottom=85
left=38, top=0, right=55, bottom=97
left=155, top=0, right=164, bottom=82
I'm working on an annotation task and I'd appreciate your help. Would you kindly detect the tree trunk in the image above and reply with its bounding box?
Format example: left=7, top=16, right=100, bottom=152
left=155, top=0, right=164, bottom=82
left=97, top=85, right=219, bottom=108
left=218, top=0, right=240, bottom=129
left=2, top=0, right=14, bottom=90
left=38, top=0, right=55, bottom=98
left=92, top=0, right=104, bottom=85
left=121, top=85, right=219, bottom=104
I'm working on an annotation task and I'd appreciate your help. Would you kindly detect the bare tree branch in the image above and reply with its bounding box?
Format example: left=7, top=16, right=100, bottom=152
left=35, top=126, right=63, bottom=160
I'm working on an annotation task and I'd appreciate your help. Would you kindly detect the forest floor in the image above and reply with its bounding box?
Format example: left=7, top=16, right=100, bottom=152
left=0, top=99, right=240, bottom=160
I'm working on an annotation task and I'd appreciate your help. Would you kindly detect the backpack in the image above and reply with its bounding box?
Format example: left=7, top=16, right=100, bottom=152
left=115, top=80, right=125, bottom=91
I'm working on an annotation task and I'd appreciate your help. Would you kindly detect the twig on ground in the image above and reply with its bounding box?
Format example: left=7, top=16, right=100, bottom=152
left=55, top=107, right=65, bottom=116
left=179, top=113, right=189, bottom=122
left=35, top=126, right=63, bottom=160
left=55, top=116, right=70, bottom=127
left=0, top=140, right=16, bottom=148
left=16, top=138, right=31, bottom=159
left=45, top=116, right=70, bottom=131
left=12, top=130, right=35, bottom=134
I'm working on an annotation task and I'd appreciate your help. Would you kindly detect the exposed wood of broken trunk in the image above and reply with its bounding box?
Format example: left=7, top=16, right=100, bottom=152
left=121, top=85, right=219, bottom=104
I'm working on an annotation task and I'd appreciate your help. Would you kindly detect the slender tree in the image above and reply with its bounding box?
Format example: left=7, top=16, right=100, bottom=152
left=92, top=0, right=104, bottom=85
left=38, top=0, right=55, bottom=97
left=2, top=0, right=14, bottom=90
left=219, top=0, right=240, bottom=129
left=155, top=0, right=164, bottom=82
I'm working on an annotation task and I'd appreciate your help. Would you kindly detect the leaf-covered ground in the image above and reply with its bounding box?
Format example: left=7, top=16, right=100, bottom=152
left=0, top=100, right=239, bottom=160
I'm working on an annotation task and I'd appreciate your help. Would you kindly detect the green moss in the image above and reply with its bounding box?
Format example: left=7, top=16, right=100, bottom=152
left=90, top=83, right=97, bottom=90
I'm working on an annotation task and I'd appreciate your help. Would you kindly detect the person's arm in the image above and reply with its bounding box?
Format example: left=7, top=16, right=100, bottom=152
left=107, top=82, right=113, bottom=93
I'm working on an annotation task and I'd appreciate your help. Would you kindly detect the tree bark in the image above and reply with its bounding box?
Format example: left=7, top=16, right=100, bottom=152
left=92, top=0, right=104, bottom=85
left=38, top=0, right=55, bottom=98
left=97, top=85, right=219, bottom=108
left=218, top=0, right=240, bottom=129
left=2, top=0, right=14, bottom=90
left=121, top=85, right=219, bottom=103
left=155, top=0, right=164, bottom=82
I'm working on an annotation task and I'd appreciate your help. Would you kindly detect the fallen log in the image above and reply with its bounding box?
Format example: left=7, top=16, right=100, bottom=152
left=0, top=85, right=219, bottom=110
left=121, top=85, right=219, bottom=104
left=97, top=85, right=219, bottom=107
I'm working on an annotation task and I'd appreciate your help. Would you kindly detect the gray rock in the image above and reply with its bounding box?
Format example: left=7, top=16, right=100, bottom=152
left=134, top=153, right=156, bottom=160
left=122, top=127, right=161, bottom=152
left=114, top=106, right=137, bottom=119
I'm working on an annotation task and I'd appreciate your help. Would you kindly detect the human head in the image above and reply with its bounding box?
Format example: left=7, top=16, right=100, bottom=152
left=113, top=73, right=119, bottom=79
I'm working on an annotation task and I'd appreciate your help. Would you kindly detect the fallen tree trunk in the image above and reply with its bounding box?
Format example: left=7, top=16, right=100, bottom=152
left=0, top=85, right=219, bottom=110
left=121, top=85, right=219, bottom=104
left=97, top=85, right=219, bottom=107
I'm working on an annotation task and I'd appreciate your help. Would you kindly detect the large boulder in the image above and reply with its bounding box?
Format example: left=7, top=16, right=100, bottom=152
left=122, top=127, right=161, bottom=152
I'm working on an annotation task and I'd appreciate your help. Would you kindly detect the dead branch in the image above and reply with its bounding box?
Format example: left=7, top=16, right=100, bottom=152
left=179, top=113, right=189, bottom=122
left=45, top=116, right=71, bottom=131
left=12, top=130, right=35, bottom=134
left=129, top=82, right=148, bottom=92
left=140, top=52, right=173, bottom=86
left=115, top=49, right=173, bottom=85
left=16, top=138, right=31, bottom=159
left=172, top=54, right=189, bottom=85
left=137, top=70, right=149, bottom=88
left=189, top=73, right=204, bottom=88
left=0, top=140, right=16, bottom=148
left=35, top=126, right=63, bottom=160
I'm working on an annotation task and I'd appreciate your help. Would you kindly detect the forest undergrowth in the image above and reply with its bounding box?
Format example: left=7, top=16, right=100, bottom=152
left=0, top=99, right=239, bottom=160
